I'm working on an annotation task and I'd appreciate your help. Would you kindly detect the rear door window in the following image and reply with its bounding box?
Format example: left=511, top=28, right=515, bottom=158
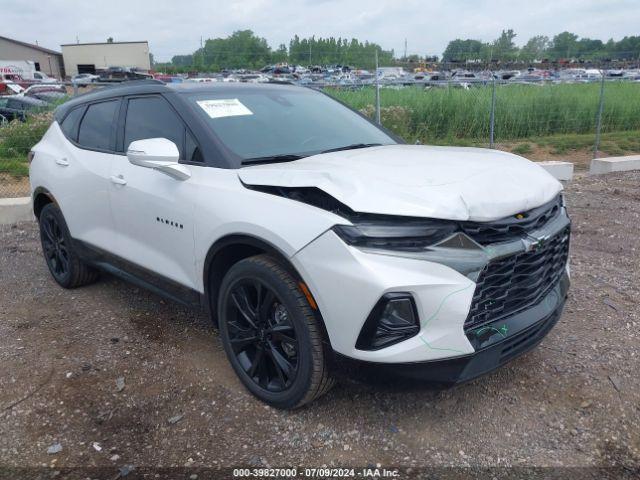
left=78, top=100, right=119, bottom=151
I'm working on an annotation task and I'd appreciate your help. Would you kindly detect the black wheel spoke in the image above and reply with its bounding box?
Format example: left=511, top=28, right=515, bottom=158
left=231, top=288, right=258, bottom=329
left=268, top=342, right=295, bottom=380
left=248, top=346, right=264, bottom=377
left=257, top=357, right=269, bottom=388
left=269, top=324, right=296, bottom=344
left=228, top=320, right=253, bottom=334
left=42, top=218, right=55, bottom=243
left=230, top=335, right=258, bottom=352
left=55, top=255, right=65, bottom=274
left=258, top=290, right=275, bottom=322
left=268, top=349, right=288, bottom=386
left=42, top=239, right=55, bottom=257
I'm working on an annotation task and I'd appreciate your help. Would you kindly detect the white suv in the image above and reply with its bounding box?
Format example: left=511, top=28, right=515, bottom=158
left=29, top=80, right=570, bottom=408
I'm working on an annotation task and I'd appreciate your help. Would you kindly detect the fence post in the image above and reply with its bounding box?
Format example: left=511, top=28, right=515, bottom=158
left=593, top=71, right=606, bottom=159
left=489, top=76, right=496, bottom=148
left=375, top=50, right=381, bottom=125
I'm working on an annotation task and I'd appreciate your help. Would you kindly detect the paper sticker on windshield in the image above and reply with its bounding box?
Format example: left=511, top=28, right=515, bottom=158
left=196, top=98, right=253, bottom=119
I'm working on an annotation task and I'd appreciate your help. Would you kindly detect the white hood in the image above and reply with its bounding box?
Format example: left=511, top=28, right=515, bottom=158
left=238, top=145, right=562, bottom=222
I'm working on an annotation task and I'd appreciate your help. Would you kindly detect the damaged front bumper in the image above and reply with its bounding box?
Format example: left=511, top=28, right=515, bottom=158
left=334, top=272, right=569, bottom=384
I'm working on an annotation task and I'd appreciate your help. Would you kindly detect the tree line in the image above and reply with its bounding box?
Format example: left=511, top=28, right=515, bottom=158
left=165, top=30, right=394, bottom=72
left=442, top=30, right=640, bottom=62
left=159, top=29, right=640, bottom=72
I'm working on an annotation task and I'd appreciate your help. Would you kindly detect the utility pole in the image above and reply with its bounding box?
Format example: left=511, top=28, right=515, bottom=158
left=489, top=77, right=497, bottom=148
left=404, top=38, right=407, bottom=60
left=375, top=50, right=381, bottom=125
left=593, top=69, right=606, bottom=159
left=308, top=43, right=312, bottom=65
left=199, top=36, right=204, bottom=68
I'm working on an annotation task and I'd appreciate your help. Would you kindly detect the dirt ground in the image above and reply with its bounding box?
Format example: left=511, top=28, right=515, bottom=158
left=0, top=172, right=639, bottom=479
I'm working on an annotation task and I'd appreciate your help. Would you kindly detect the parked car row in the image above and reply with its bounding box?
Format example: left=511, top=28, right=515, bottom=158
left=154, top=65, right=640, bottom=89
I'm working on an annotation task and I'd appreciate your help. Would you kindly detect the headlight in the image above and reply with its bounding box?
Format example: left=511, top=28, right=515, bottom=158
left=333, top=221, right=458, bottom=251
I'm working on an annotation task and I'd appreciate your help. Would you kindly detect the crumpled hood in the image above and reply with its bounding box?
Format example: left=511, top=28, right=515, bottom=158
left=238, top=145, right=562, bottom=222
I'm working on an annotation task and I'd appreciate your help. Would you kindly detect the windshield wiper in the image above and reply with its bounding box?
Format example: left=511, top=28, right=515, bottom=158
left=321, top=143, right=382, bottom=154
left=241, top=154, right=306, bottom=166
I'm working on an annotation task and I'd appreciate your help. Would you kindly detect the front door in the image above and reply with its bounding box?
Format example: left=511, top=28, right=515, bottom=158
left=108, top=95, right=198, bottom=291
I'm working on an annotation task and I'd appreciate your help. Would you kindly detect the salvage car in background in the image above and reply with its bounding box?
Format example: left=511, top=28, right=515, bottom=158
left=29, top=80, right=570, bottom=409
left=0, top=95, right=47, bottom=121
left=71, top=73, right=101, bottom=85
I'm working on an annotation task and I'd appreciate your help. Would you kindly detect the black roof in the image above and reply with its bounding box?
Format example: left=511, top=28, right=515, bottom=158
left=54, top=80, right=304, bottom=120
left=50, top=79, right=399, bottom=171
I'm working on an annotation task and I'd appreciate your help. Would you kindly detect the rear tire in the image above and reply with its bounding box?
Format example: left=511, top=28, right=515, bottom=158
left=217, top=254, right=334, bottom=409
left=39, top=203, right=99, bottom=289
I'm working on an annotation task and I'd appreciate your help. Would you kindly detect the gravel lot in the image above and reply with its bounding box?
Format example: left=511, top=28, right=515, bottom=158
left=1, top=172, right=639, bottom=478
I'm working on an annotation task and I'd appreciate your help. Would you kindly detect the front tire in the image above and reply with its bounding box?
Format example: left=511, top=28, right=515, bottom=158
left=217, top=255, right=334, bottom=409
left=39, top=203, right=99, bottom=288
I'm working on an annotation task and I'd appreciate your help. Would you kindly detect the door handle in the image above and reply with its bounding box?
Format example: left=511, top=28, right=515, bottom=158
left=55, top=158, right=69, bottom=167
left=110, top=175, right=127, bottom=186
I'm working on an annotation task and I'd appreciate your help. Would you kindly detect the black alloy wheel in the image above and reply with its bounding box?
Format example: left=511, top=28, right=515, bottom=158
left=38, top=203, right=99, bottom=288
left=40, top=210, right=70, bottom=280
left=226, top=278, right=299, bottom=391
left=217, top=255, right=334, bottom=409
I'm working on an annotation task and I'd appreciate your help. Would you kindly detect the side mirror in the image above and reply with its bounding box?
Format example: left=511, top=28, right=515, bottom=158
left=126, top=138, right=191, bottom=181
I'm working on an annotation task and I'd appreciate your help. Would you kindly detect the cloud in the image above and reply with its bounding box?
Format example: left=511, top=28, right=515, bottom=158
left=0, top=0, right=638, bottom=61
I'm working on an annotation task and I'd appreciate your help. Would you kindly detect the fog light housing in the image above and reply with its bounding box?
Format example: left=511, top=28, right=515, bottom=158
left=356, top=293, right=420, bottom=350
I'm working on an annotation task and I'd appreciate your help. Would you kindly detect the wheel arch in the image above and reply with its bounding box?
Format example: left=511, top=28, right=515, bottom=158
left=32, top=187, right=59, bottom=220
left=203, top=234, right=328, bottom=339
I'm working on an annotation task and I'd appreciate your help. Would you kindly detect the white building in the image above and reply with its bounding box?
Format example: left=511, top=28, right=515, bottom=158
left=61, top=41, right=151, bottom=77
left=0, top=35, right=64, bottom=78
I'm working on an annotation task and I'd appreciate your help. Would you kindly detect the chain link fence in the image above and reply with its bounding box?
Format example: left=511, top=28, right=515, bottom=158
left=330, top=73, right=640, bottom=169
left=2, top=73, right=639, bottom=198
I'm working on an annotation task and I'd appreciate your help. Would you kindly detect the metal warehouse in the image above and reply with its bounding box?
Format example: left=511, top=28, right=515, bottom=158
left=60, top=41, right=151, bottom=76
left=0, top=35, right=64, bottom=78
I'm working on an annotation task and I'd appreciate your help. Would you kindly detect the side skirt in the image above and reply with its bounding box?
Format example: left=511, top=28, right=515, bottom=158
left=73, top=239, right=204, bottom=309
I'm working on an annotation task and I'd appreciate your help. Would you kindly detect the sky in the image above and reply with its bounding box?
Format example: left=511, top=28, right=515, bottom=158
left=2, top=0, right=639, bottom=62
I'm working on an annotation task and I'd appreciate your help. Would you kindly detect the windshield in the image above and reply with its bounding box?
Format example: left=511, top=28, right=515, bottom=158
left=184, top=88, right=396, bottom=165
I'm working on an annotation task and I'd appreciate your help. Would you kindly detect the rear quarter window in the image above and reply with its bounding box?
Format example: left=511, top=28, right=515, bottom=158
left=59, top=107, right=85, bottom=142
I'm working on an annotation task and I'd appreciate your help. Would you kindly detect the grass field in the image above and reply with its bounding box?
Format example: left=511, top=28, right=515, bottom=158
left=328, top=82, right=640, bottom=143
left=0, top=157, right=29, bottom=177
left=0, top=111, right=52, bottom=183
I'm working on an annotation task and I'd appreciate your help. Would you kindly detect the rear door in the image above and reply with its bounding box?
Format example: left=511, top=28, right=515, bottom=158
left=53, top=99, right=120, bottom=251
left=108, top=94, right=201, bottom=290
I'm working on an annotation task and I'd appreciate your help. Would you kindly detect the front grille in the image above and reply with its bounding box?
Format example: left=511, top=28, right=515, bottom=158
left=460, top=195, right=563, bottom=245
left=465, top=226, right=570, bottom=332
